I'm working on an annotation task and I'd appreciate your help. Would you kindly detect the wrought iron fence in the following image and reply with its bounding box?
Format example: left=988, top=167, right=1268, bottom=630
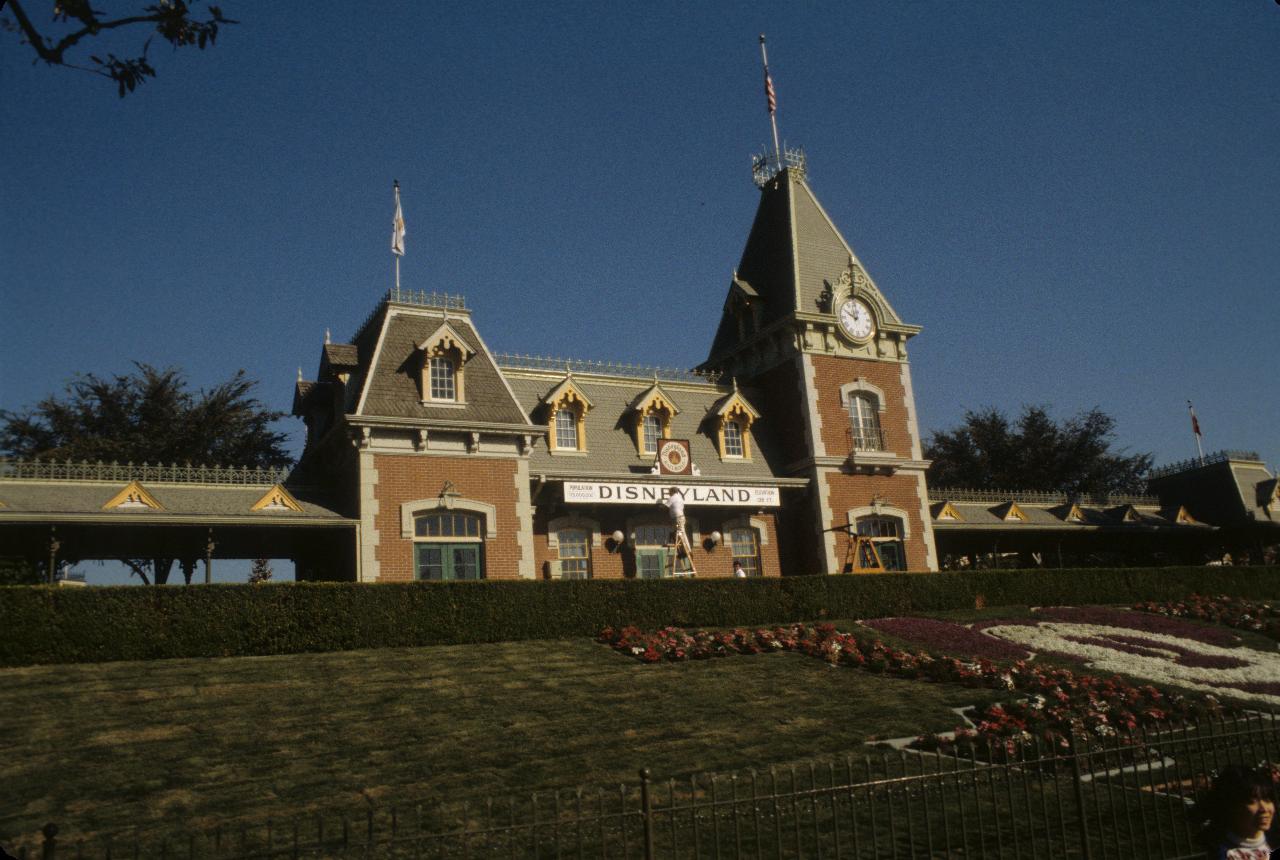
left=13, top=711, right=1278, bottom=858
left=1147, top=449, right=1263, bottom=480
left=495, top=353, right=722, bottom=385
left=929, top=486, right=1161, bottom=507
left=0, top=458, right=290, bottom=486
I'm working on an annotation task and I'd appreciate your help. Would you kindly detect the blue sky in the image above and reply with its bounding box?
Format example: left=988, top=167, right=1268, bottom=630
left=4, top=1, right=1278, bottom=482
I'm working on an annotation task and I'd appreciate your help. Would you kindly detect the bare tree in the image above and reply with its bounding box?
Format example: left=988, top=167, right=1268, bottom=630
left=3, top=0, right=235, bottom=96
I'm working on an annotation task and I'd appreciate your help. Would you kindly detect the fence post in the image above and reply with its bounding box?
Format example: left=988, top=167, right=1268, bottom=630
left=1067, top=734, right=1094, bottom=860
left=639, top=769, right=655, bottom=860
left=40, top=824, right=57, bottom=860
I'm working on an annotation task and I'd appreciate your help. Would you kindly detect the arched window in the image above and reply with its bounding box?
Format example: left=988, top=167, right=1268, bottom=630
left=554, top=409, right=578, bottom=451
left=556, top=527, right=591, bottom=580
left=856, top=515, right=905, bottom=571
left=429, top=355, right=456, bottom=401
left=642, top=414, right=664, bottom=455
left=728, top=526, right=760, bottom=576
left=722, top=419, right=744, bottom=457
left=850, top=394, right=883, bottom=451
left=414, top=511, right=484, bottom=580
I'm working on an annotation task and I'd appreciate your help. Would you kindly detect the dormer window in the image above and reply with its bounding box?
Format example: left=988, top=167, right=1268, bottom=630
left=555, top=409, right=578, bottom=449
left=642, top=413, right=664, bottom=454
left=631, top=383, right=679, bottom=458
left=429, top=355, right=456, bottom=400
left=710, top=383, right=759, bottom=461
left=723, top=419, right=744, bottom=457
left=417, top=321, right=476, bottom=406
left=543, top=375, right=592, bottom=453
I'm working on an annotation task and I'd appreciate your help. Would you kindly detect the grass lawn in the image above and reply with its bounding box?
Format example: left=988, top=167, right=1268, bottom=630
left=1, top=636, right=1006, bottom=846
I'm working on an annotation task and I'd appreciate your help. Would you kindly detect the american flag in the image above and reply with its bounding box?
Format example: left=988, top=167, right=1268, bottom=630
left=764, top=69, right=777, bottom=115
left=1187, top=400, right=1202, bottom=437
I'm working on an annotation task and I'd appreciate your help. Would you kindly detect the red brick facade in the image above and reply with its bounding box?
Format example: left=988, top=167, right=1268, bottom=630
left=370, top=453, right=524, bottom=581
left=530, top=507, right=782, bottom=579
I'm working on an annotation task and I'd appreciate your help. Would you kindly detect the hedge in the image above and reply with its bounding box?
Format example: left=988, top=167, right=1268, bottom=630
left=1, top=566, right=1277, bottom=667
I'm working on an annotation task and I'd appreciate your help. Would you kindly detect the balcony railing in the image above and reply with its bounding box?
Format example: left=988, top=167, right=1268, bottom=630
left=850, top=427, right=888, bottom=453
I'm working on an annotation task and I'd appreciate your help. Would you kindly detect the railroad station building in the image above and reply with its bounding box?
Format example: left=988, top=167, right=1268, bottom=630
left=290, top=153, right=937, bottom=581
left=2, top=155, right=1275, bottom=581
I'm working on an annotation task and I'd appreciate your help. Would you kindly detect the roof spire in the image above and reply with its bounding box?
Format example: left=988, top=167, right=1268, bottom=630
left=324, top=327, right=331, bottom=345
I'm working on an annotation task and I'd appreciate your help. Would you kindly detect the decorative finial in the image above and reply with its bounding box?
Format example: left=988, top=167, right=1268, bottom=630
left=297, top=367, right=302, bottom=382
left=732, top=376, right=739, bottom=392
left=324, top=328, right=331, bottom=345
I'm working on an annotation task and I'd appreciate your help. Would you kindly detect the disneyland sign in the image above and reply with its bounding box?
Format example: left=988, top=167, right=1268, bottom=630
left=563, top=482, right=780, bottom=507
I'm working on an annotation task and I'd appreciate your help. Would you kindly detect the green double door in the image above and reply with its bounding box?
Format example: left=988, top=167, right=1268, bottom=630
left=415, top=544, right=483, bottom=580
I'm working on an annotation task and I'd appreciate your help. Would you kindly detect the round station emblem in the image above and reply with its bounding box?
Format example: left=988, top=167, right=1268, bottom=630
left=658, top=439, right=690, bottom=474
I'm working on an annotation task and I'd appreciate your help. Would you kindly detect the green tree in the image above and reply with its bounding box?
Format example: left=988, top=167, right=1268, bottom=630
left=2, top=0, right=235, bottom=97
left=925, top=405, right=1152, bottom=496
left=0, top=557, right=43, bottom=585
left=248, top=557, right=273, bottom=584
left=1, top=363, right=291, bottom=584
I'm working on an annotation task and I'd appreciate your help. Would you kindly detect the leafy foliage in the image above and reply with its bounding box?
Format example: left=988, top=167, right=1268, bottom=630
left=0, top=557, right=43, bottom=586
left=1, top=566, right=1275, bottom=667
left=925, top=405, right=1152, bottom=495
left=0, top=363, right=290, bottom=585
left=0, top=362, right=290, bottom=469
left=2, top=0, right=235, bottom=96
left=249, top=558, right=273, bottom=584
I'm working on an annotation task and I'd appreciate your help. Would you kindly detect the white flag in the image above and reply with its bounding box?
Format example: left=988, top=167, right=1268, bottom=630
left=391, top=183, right=406, bottom=257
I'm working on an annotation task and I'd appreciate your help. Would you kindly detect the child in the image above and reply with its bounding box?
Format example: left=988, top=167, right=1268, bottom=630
left=1197, top=764, right=1276, bottom=859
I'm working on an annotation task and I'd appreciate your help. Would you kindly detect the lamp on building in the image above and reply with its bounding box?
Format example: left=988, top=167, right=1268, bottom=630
left=609, top=529, right=626, bottom=552
left=705, top=530, right=722, bottom=551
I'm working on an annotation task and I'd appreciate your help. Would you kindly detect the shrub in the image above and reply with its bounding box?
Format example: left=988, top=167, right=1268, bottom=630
left=0, top=566, right=1276, bottom=667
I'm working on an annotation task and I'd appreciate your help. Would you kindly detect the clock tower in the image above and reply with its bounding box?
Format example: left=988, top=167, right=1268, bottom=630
left=701, top=152, right=938, bottom=573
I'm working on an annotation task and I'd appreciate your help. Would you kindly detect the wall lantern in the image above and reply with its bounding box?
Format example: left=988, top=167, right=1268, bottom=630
left=609, top=529, right=626, bottom=552
left=705, top=530, right=722, bottom=551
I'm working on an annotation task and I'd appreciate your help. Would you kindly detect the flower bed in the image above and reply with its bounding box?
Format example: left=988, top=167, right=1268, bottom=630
left=861, top=617, right=1030, bottom=661
left=598, top=623, right=1235, bottom=758
left=980, top=621, right=1280, bottom=707
left=975, top=605, right=1243, bottom=648
left=1133, top=594, right=1280, bottom=642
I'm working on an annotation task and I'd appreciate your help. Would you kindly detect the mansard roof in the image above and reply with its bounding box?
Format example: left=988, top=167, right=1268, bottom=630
left=1146, top=451, right=1279, bottom=527
left=350, top=300, right=531, bottom=428
left=501, top=365, right=786, bottom=483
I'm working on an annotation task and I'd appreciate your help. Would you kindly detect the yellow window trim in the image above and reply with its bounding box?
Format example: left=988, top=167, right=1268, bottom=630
left=545, top=377, right=593, bottom=453
left=716, top=400, right=755, bottom=460
left=103, top=480, right=163, bottom=511
left=250, top=484, right=304, bottom=513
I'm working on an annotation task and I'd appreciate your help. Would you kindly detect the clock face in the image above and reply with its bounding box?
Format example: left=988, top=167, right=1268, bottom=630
left=837, top=298, right=875, bottom=342
left=658, top=439, right=689, bottom=473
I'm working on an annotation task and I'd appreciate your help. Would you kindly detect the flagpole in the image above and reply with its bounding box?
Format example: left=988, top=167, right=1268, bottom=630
left=391, top=179, right=405, bottom=293
left=759, top=34, right=781, bottom=167
left=1187, top=400, right=1205, bottom=464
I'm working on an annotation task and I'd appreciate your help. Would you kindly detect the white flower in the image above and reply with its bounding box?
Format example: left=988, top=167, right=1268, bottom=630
left=631, top=646, right=644, bottom=655
left=982, top=621, right=1280, bottom=707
